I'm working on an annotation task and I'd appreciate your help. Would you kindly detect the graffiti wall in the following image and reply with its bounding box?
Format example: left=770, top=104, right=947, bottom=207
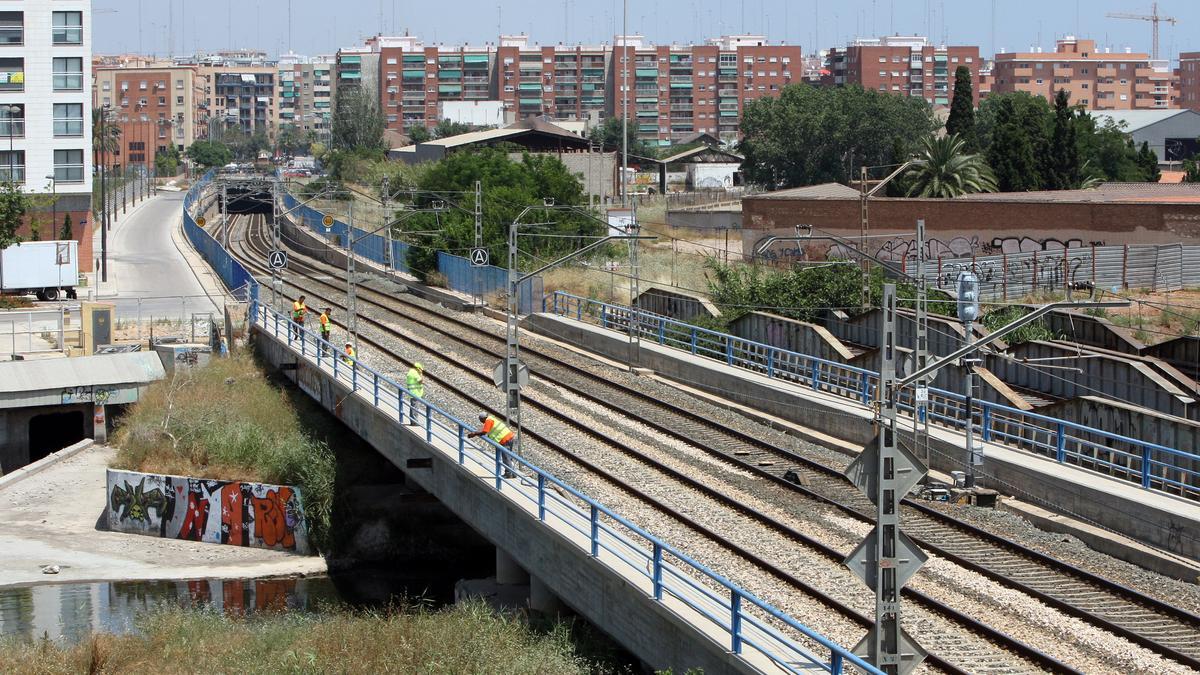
left=105, top=469, right=311, bottom=555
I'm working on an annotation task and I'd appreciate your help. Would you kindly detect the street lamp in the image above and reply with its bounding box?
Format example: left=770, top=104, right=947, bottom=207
left=44, top=174, right=56, bottom=239
left=2, top=104, right=21, bottom=186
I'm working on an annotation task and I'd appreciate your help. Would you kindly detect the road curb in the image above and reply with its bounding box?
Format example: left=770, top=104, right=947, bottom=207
left=0, top=439, right=95, bottom=492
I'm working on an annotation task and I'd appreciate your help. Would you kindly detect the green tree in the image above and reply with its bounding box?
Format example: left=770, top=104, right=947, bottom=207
left=1184, top=158, right=1200, bottom=183
left=1137, top=141, right=1161, bottom=182
left=588, top=116, right=656, bottom=159
left=0, top=180, right=29, bottom=249
left=985, top=97, right=1045, bottom=192
left=155, top=144, right=182, bottom=177
left=332, top=85, right=386, bottom=155
left=91, top=107, right=121, bottom=155
left=904, top=133, right=997, bottom=198
left=186, top=140, right=233, bottom=168
left=1073, top=114, right=1146, bottom=184
left=274, top=125, right=312, bottom=156
left=1045, top=89, right=1081, bottom=190
left=58, top=212, right=72, bottom=241
left=432, top=119, right=478, bottom=139
left=398, top=148, right=601, bottom=281
left=738, top=83, right=937, bottom=189
left=406, top=125, right=431, bottom=143
left=945, top=65, right=977, bottom=150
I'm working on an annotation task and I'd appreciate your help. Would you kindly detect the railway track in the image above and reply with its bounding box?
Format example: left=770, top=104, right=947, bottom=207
left=226, top=212, right=1197, bottom=672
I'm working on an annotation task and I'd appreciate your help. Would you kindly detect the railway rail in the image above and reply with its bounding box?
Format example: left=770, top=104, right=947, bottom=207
left=225, top=212, right=1200, bottom=672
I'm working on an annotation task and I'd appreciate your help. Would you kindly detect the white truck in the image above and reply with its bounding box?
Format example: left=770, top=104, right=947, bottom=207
left=1, top=240, right=79, bottom=301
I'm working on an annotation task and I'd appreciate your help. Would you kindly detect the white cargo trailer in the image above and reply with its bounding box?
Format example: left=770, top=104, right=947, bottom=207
left=1, top=240, right=79, bottom=301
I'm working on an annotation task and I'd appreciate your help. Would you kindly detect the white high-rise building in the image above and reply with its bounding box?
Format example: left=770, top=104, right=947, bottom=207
left=0, top=0, right=92, bottom=261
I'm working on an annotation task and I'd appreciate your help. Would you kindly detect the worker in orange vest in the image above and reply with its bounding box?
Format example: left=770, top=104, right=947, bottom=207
left=318, top=307, right=333, bottom=354
left=342, top=341, right=356, bottom=365
left=289, top=295, right=307, bottom=340
left=468, top=412, right=516, bottom=478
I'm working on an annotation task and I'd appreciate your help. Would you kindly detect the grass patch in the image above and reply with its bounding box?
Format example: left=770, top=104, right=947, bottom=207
left=0, top=295, right=35, bottom=310
left=111, top=351, right=335, bottom=551
left=0, top=601, right=596, bottom=674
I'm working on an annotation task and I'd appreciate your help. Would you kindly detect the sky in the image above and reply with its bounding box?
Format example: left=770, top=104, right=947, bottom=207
left=94, top=0, right=1200, bottom=62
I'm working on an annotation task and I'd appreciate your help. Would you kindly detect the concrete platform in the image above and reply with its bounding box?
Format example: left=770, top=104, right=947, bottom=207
left=527, top=313, right=1200, bottom=569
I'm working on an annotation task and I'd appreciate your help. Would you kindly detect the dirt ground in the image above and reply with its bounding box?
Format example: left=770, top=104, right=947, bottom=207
left=0, top=445, right=325, bottom=588
left=1088, top=288, right=1200, bottom=345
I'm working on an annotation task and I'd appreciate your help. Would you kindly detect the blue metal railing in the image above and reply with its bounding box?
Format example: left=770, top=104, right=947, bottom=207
left=251, top=304, right=878, bottom=675
left=183, top=171, right=256, bottom=302
left=183, top=184, right=877, bottom=674
left=546, top=291, right=1200, bottom=499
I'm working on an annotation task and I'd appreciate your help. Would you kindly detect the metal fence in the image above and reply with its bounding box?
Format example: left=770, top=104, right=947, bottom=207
left=547, top=291, right=1200, bottom=500
left=904, top=244, right=1200, bottom=300
left=281, top=192, right=544, bottom=313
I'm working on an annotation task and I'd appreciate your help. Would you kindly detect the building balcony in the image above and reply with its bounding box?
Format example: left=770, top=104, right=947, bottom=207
left=1012, top=67, right=1033, bottom=77
left=1097, top=68, right=1116, bottom=77
left=1053, top=68, right=1072, bottom=77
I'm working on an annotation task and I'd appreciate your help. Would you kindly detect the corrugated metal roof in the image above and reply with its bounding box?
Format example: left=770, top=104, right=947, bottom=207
left=658, top=145, right=744, bottom=164
left=0, top=352, right=165, bottom=394
left=1091, top=109, right=1200, bottom=133
left=957, top=182, right=1200, bottom=204
left=752, top=183, right=862, bottom=200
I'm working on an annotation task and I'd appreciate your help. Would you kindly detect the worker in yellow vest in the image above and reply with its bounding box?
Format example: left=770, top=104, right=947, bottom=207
left=468, top=412, right=516, bottom=478
left=405, top=362, right=424, bottom=424
left=318, top=307, right=333, bottom=354
left=289, top=295, right=307, bottom=340
left=342, top=341, right=356, bottom=365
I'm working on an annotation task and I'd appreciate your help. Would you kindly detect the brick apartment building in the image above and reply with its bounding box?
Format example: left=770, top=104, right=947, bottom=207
left=278, top=53, right=334, bottom=137
left=341, top=33, right=801, bottom=148
left=1181, top=52, right=1200, bottom=111
left=92, top=65, right=205, bottom=171
left=992, top=37, right=1176, bottom=110
left=826, top=36, right=981, bottom=107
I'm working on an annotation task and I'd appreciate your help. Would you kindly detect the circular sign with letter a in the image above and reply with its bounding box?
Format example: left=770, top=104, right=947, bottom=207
left=470, top=247, right=489, bottom=267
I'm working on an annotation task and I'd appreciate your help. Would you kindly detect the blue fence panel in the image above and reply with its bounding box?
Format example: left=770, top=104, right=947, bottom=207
left=547, top=291, right=1200, bottom=500
left=183, top=171, right=257, bottom=301
left=436, top=252, right=541, bottom=314
left=390, top=240, right=411, bottom=274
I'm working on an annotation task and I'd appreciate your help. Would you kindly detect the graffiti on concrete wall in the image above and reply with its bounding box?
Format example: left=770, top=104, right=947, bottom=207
left=106, top=469, right=311, bottom=554
left=755, top=234, right=1105, bottom=265
left=927, top=251, right=1096, bottom=293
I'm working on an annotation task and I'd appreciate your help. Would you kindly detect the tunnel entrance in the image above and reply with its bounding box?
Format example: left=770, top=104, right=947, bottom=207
left=218, top=177, right=276, bottom=215
left=28, top=410, right=86, bottom=463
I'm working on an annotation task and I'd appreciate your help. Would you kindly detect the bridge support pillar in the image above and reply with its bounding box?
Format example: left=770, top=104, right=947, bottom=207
left=529, top=575, right=565, bottom=614
left=495, top=547, right=529, bottom=586
left=92, top=404, right=107, bottom=443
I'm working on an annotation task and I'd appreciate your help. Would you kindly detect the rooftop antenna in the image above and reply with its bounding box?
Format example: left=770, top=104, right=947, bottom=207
left=1107, top=2, right=1178, bottom=60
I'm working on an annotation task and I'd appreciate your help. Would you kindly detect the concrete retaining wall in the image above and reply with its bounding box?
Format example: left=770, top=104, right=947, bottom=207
left=106, top=468, right=312, bottom=555
left=528, top=313, right=1200, bottom=563
left=253, top=327, right=753, bottom=674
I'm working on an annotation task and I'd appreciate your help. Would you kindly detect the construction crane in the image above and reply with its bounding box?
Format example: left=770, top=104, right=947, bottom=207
left=1106, top=2, right=1178, bottom=60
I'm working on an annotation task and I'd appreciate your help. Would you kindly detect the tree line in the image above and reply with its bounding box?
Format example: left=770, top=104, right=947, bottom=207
left=739, top=66, right=1169, bottom=196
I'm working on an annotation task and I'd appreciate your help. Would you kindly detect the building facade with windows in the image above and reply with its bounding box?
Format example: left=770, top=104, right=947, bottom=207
left=992, top=37, right=1176, bottom=110
left=1181, top=52, right=1200, bottom=112
left=826, top=36, right=981, bottom=107
left=277, top=53, right=334, bottom=138
left=0, top=0, right=92, bottom=266
left=92, top=66, right=204, bottom=170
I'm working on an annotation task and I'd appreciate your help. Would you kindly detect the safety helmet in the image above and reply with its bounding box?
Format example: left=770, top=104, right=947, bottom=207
left=478, top=413, right=488, bottom=421
left=345, top=341, right=352, bottom=346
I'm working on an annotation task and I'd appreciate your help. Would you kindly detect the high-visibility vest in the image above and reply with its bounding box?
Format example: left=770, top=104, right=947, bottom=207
left=319, top=313, right=330, bottom=334
left=406, top=367, right=424, bottom=397
left=483, top=415, right=513, bottom=445
left=292, top=300, right=306, bottom=321
left=342, top=345, right=355, bottom=363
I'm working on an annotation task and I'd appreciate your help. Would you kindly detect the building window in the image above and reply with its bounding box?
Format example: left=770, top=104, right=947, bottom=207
left=0, top=149, right=24, bottom=182
left=52, top=11, right=82, bottom=44
left=0, top=57, right=22, bottom=91
left=0, top=12, right=22, bottom=45
left=0, top=103, right=22, bottom=138
left=53, top=103, right=82, bottom=137
left=52, top=57, right=83, bottom=91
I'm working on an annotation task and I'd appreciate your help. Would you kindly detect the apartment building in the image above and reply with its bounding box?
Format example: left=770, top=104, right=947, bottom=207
left=371, top=35, right=494, bottom=133
left=611, top=35, right=800, bottom=147
left=93, top=65, right=205, bottom=170
left=1181, top=52, right=1200, bottom=111
left=992, top=37, right=1176, bottom=110
left=278, top=53, right=334, bottom=135
left=494, top=35, right=608, bottom=127
left=826, top=36, right=981, bottom=107
left=0, top=0, right=92, bottom=259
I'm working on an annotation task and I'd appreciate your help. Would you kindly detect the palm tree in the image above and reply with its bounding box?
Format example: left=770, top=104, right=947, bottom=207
left=92, top=107, right=120, bottom=155
left=905, top=133, right=998, bottom=198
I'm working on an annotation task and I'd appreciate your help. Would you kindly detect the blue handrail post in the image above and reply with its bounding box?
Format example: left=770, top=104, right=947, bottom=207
left=457, top=426, right=465, bottom=464
left=652, top=543, right=663, bottom=600
left=810, top=359, right=820, bottom=390
left=425, top=405, right=433, bottom=442
left=831, top=652, right=844, bottom=675
left=690, top=328, right=698, bottom=354
left=332, top=352, right=339, bottom=380
left=982, top=405, right=993, bottom=441
left=1142, top=447, right=1152, bottom=488
left=658, top=317, right=666, bottom=344
left=859, top=372, right=870, bottom=404
left=1055, top=422, right=1066, bottom=462
left=373, top=373, right=380, bottom=406
left=766, top=348, right=775, bottom=379
left=494, top=446, right=503, bottom=490
left=351, top=361, right=358, bottom=391
left=398, top=389, right=405, bottom=423
left=730, top=589, right=743, bottom=654
left=725, top=339, right=734, bottom=365
left=300, top=331, right=306, bottom=357
left=537, top=473, right=546, bottom=521
left=589, top=505, right=599, bottom=557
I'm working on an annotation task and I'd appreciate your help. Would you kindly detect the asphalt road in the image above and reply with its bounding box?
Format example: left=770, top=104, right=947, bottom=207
left=105, top=192, right=222, bottom=321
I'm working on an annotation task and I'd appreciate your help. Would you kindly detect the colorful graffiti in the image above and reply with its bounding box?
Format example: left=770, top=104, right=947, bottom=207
left=106, top=469, right=311, bottom=554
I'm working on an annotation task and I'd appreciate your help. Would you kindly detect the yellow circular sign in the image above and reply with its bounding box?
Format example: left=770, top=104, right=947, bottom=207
left=322, top=215, right=334, bottom=227
left=196, top=216, right=206, bottom=227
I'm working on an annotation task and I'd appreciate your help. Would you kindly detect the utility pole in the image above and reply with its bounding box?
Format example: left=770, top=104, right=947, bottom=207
left=859, top=165, right=870, bottom=312
left=621, top=0, right=629, bottom=208
left=627, top=199, right=640, bottom=372
left=220, top=181, right=229, bottom=249
left=844, top=283, right=928, bottom=675
left=346, top=198, right=358, bottom=353
left=381, top=176, right=392, bottom=269
left=913, top=219, right=930, bottom=467
left=474, top=179, right=483, bottom=307
left=271, top=178, right=282, bottom=311
left=99, top=106, right=109, bottom=283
